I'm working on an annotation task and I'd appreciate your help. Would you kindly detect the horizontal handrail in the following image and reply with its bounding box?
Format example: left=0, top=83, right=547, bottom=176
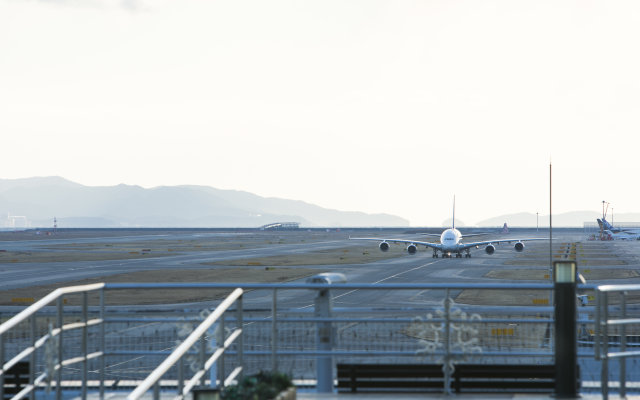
left=0, top=283, right=104, bottom=335
left=105, top=282, right=560, bottom=290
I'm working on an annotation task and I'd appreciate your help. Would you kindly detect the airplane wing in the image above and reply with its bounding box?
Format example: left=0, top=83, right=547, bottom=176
left=349, top=237, right=443, bottom=250
left=455, top=237, right=547, bottom=250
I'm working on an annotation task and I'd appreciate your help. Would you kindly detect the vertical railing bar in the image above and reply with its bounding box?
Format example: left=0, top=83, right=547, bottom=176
left=620, top=291, right=627, bottom=399
left=0, top=331, right=4, bottom=400
left=271, top=289, right=278, bottom=372
left=218, top=314, right=226, bottom=388
left=99, top=289, right=105, bottom=400
left=602, top=292, right=609, bottom=400
left=199, top=336, right=206, bottom=386
left=237, top=294, right=244, bottom=380
left=444, top=288, right=451, bottom=395
left=82, top=291, right=88, bottom=400
left=56, top=296, right=63, bottom=400
left=178, top=358, right=184, bottom=395
left=595, top=289, right=601, bottom=360
left=29, top=314, right=35, bottom=400
left=153, top=381, right=159, bottom=400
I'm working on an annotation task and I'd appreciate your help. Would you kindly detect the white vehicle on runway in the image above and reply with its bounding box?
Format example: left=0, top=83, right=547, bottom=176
left=350, top=199, right=546, bottom=258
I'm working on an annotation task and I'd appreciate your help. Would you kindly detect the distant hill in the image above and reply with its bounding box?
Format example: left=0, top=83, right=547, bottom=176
left=0, top=177, right=409, bottom=228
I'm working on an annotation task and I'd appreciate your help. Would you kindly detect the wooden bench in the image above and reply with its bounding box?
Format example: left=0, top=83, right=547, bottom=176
left=337, top=363, right=579, bottom=393
left=3, top=362, right=30, bottom=399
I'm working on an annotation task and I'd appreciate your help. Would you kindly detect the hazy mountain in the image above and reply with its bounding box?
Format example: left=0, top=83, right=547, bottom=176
left=0, top=177, right=409, bottom=228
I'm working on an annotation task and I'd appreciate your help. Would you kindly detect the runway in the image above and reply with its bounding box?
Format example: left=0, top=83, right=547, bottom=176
left=3, top=227, right=640, bottom=391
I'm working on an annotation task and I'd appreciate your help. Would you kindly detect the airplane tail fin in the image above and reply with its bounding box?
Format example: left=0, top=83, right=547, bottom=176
left=597, top=219, right=604, bottom=230
left=602, top=218, right=615, bottom=230
left=452, top=195, right=456, bottom=230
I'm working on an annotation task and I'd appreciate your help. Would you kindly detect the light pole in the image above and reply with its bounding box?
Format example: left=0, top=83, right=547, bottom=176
left=536, top=212, right=539, bottom=232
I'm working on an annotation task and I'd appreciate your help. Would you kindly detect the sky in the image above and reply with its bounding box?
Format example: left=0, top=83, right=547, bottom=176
left=1, top=0, right=639, bottom=226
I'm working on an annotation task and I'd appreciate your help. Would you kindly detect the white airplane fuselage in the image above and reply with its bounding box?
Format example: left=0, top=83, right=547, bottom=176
left=440, top=228, right=463, bottom=252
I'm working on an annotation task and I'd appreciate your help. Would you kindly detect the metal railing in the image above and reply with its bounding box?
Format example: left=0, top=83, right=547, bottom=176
left=0, top=283, right=105, bottom=400
left=595, top=283, right=640, bottom=399
left=0, top=280, right=626, bottom=398
left=127, top=288, right=244, bottom=400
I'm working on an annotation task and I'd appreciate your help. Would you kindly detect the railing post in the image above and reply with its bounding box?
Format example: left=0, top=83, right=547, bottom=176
left=82, top=292, right=88, bottom=400
left=443, top=289, right=452, bottom=395
left=1, top=330, right=4, bottom=400
left=620, top=291, right=627, bottom=398
left=236, top=294, right=244, bottom=380
left=307, top=273, right=346, bottom=393
left=217, top=315, right=225, bottom=389
left=57, top=297, right=63, bottom=400
left=100, top=289, right=105, bottom=400
left=602, top=292, right=609, bottom=399
left=199, top=335, right=206, bottom=386
left=271, top=289, right=278, bottom=372
left=178, top=358, right=184, bottom=395
left=314, top=287, right=332, bottom=393
left=29, top=315, right=35, bottom=400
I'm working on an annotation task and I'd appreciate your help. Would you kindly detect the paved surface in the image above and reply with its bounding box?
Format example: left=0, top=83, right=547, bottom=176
left=6, top=227, right=640, bottom=398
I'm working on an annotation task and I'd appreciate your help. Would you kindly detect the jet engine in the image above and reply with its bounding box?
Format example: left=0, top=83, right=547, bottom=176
left=379, top=241, right=390, bottom=252
left=485, top=244, right=496, bottom=255
left=514, top=241, right=525, bottom=252
left=406, top=244, right=417, bottom=254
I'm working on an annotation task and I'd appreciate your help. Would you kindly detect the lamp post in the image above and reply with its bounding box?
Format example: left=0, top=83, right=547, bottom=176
left=536, top=212, right=539, bottom=232
left=554, top=260, right=578, bottom=398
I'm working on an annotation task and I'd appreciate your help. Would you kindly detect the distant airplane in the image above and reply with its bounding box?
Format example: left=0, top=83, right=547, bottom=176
left=350, top=197, right=546, bottom=258
left=597, top=218, right=640, bottom=236
left=603, top=229, right=640, bottom=240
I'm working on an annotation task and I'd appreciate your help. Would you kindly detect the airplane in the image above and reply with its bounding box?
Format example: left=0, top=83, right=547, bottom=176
left=350, top=198, right=546, bottom=258
left=603, top=229, right=640, bottom=241
left=597, top=218, right=640, bottom=236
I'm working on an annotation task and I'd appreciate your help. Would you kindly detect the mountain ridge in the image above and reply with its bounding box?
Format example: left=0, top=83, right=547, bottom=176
left=0, top=177, right=408, bottom=228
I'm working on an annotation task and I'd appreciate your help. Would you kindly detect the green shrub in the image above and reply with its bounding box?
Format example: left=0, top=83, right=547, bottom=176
left=221, top=371, right=292, bottom=400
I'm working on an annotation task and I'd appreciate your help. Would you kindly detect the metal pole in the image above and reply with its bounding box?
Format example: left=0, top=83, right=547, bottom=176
left=236, top=295, right=244, bottom=380
left=29, top=315, right=35, bottom=400
left=218, top=316, right=225, bottom=388
left=100, top=290, right=105, bottom=400
left=620, top=291, right=627, bottom=398
left=57, top=297, right=63, bottom=400
left=199, top=335, right=206, bottom=386
left=82, top=292, right=88, bottom=400
left=443, top=289, right=451, bottom=395
left=549, top=161, right=553, bottom=277
left=178, top=358, right=184, bottom=395
left=271, top=289, right=278, bottom=372
left=315, top=288, right=333, bottom=392
left=0, top=332, right=4, bottom=400
left=602, top=292, right=609, bottom=399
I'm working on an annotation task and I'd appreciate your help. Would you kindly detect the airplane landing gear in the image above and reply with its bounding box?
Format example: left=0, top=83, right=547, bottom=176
left=433, top=250, right=439, bottom=258
left=465, top=249, right=471, bottom=258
